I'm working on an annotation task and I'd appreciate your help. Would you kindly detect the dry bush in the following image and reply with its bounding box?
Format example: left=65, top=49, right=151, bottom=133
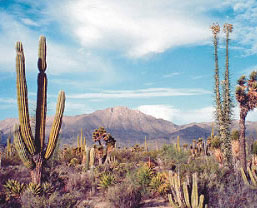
left=21, top=190, right=83, bottom=208
left=106, top=182, right=141, bottom=208
left=65, top=172, right=92, bottom=194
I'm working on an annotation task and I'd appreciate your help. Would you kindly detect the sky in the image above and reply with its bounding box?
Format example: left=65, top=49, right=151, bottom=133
left=0, top=0, right=257, bottom=125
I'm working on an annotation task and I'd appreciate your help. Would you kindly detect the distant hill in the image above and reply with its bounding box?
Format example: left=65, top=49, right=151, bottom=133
left=0, top=106, right=256, bottom=146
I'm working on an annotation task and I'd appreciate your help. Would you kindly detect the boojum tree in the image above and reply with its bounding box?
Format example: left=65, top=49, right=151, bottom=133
left=210, top=23, right=233, bottom=166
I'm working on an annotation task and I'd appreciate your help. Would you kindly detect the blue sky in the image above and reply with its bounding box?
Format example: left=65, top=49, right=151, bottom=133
left=0, top=0, right=257, bottom=124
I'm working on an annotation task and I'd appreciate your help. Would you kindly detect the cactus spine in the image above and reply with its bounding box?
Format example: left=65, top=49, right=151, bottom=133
left=14, top=36, right=65, bottom=184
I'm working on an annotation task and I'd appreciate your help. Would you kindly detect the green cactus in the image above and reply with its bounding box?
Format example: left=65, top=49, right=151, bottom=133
left=6, top=133, right=12, bottom=157
left=144, top=136, right=148, bottom=152
left=13, top=36, right=65, bottom=184
left=168, top=172, right=207, bottom=208
left=89, top=147, right=95, bottom=168
left=84, top=146, right=90, bottom=171
left=241, top=167, right=257, bottom=189
left=177, top=136, right=181, bottom=153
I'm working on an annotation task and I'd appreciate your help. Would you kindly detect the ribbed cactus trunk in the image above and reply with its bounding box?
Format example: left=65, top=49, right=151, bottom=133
left=14, top=36, right=65, bottom=185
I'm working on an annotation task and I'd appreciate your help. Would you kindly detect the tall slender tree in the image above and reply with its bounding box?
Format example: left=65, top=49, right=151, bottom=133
left=222, top=23, right=233, bottom=166
left=210, top=24, right=223, bottom=135
left=236, top=71, right=257, bottom=170
left=210, top=23, right=233, bottom=166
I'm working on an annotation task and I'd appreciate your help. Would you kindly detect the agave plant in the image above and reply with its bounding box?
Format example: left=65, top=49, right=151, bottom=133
left=4, top=179, right=26, bottom=200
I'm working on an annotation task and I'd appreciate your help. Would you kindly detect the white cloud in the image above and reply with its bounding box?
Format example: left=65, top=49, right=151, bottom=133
left=49, top=0, right=225, bottom=57
left=21, top=18, right=39, bottom=27
left=226, top=0, right=257, bottom=55
left=0, top=12, right=115, bottom=76
left=137, top=104, right=215, bottom=124
left=67, top=88, right=211, bottom=99
left=163, top=72, right=181, bottom=78
left=138, top=104, right=257, bottom=125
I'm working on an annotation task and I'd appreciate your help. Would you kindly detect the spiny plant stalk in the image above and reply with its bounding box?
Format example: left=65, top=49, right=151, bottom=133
left=210, top=23, right=223, bottom=137
left=210, top=23, right=234, bottom=167
left=236, top=71, right=257, bottom=170
left=222, top=23, right=233, bottom=166
left=14, top=36, right=65, bottom=184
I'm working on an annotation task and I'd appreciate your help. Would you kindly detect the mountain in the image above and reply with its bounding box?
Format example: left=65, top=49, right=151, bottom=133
left=0, top=106, right=257, bottom=146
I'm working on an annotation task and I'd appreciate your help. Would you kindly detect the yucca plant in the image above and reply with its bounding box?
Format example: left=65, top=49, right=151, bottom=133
left=41, top=182, right=54, bottom=196
left=26, top=182, right=42, bottom=196
left=4, top=179, right=26, bottom=200
left=13, top=36, right=65, bottom=184
left=236, top=71, right=257, bottom=170
left=149, top=172, right=170, bottom=195
left=98, top=173, right=115, bottom=190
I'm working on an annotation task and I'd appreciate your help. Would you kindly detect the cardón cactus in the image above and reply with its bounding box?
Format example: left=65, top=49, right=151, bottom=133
left=13, top=36, right=65, bottom=184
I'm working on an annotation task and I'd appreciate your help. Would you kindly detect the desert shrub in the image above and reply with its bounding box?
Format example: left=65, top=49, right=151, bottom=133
left=65, top=172, right=92, bottom=193
left=149, top=172, right=170, bottom=196
left=60, top=146, right=80, bottom=164
left=106, top=182, right=141, bottom=208
left=110, top=148, right=158, bottom=165
left=69, top=158, right=80, bottom=167
left=160, top=144, right=189, bottom=170
left=21, top=190, right=83, bottom=208
left=231, top=130, right=239, bottom=141
left=98, top=173, right=115, bottom=190
left=207, top=171, right=257, bottom=208
left=211, top=136, right=222, bottom=148
left=1, top=152, right=22, bottom=167
left=135, top=164, right=154, bottom=193
left=252, top=141, right=257, bottom=155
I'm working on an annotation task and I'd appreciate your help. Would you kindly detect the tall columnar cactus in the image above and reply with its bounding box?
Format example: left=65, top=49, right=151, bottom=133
left=6, top=134, right=12, bottom=157
left=236, top=71, right=257, bottom=170
left=13, top=36, right=65, bottom=184
left=144, top=136, right=148, bottom=152
left=168, top=172, right=207, bottom=208
left=177, top=136, right=181, bottom=153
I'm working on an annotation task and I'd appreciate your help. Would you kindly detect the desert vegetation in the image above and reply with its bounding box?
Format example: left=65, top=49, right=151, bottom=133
left=0, top=23, right=257, bottom=208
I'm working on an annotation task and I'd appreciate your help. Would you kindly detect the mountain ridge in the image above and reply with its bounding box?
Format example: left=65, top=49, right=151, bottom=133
left=0, top=106, right=256, bottom=146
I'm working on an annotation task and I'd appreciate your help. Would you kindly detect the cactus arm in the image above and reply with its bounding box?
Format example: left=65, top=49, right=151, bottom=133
left=89, top=147, right=95, bottom=168
left=241, top=167, right=250, bottom=186
left=35, top=72, right=47, bottom=152
left=16, top=41, right=36, bottom=155
left=183, top=182, right=191, bottom=208
left=13, top=125, right=35, bottom=170
left=177, top=136, right=181, bottom=152
left=44, top=91, right=65, bottom=160
left=192, top=173, right=199, bottom=208
left=247, top=167, right=257, bottom=186
left=168, top=194, right=179, bottom=208
left=199, top=195, right=205, bottom=208
left=38, top=36, right=47, bottom=72
left=35, top=36, right=47, bottom=152
left=80, top=128, right=83, bottom=149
